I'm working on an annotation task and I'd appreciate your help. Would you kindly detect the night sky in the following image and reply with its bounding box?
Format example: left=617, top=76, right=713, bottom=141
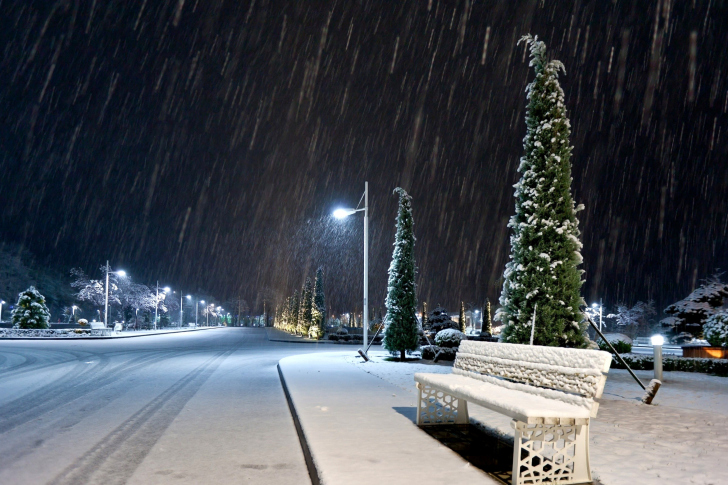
left=1, top=1, right=726, bottom=316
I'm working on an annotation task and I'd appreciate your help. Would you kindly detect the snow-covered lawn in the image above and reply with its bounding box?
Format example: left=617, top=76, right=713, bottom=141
left=0, top=328, right=95, bottom=338
left=346, top=351, right=728, bottom=485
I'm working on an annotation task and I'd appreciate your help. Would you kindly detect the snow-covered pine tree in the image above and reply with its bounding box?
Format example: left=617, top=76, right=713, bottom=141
left=483, top=299, right=492, bottom=335
left=459, top=302, right=466, bottom=332
left=496, top=35, right=588, bottom=348
left=662, top=275, right=728, bottom=335
left=12, top=286, right=51, bottom=329
left=289, top=290, right=300, bottom=334
left=383, top=188, right=420, bottom=361
left=312, top=267, right=326, bottom=329
left=298, top=278, right=313, bottom=336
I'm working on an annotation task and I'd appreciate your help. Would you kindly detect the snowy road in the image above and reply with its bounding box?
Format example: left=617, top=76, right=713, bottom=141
left=0, top=328, right=330, bottom=485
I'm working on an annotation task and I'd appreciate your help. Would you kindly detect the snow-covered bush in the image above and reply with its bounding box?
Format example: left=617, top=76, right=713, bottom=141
left=420, top=345, right=458, bottom=361
left=435, top=328, right=465, bottom=348
left=308, top=324, right=324, bottom=340
left=421, top=345, right=439, bottom=360
left=11, top=286, right=50, bottom=329
left=78, top=318, right=88, bottom=326
left=703, top=313, right=728, bottom=347
left=336, top=326, right=348, bottom=335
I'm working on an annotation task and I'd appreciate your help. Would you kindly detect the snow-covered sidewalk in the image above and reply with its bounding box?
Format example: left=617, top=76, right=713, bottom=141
left=278, top=351, right=499, bottom=484
left=348, top=351, right=728, bottom=485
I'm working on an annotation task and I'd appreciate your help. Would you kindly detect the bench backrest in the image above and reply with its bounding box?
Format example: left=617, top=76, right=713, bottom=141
left=454, top=341, right=612, bottom=399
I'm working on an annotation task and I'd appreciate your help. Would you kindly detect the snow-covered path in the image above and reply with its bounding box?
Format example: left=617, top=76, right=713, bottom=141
left=349, top=352, right=728, bottom=485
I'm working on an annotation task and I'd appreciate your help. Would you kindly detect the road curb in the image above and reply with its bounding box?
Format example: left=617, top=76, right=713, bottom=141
left=0, top=326, right=224, bottom=340
left=277, top=363, right=322, bottom=485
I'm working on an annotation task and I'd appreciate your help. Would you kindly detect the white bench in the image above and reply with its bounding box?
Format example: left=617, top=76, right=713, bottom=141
left=415, top=340, right=611, bottom=485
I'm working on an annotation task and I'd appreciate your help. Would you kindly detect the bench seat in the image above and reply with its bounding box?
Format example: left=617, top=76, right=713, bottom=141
left=415, top=341, right=611, bottom=485
left=415, top=372, right=592, bottom=425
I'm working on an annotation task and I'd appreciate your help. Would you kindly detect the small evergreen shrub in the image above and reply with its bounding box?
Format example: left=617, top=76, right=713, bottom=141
left=435, top=329, right=466, bottom=348
left=421, top=345, right=439, bottom=360
left=437, top=347, right=458, bottom=361
left=11, top=286, right=50, bottom=329
left=598, top=339, right=632, bottom=354
left=703, top=313, right=728, bottom=347
left=308, top=324, right=323, bottom=340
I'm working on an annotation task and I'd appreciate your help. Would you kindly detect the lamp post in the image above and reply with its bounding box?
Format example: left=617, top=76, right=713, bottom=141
left=104, top=261, right=126, bottom=328
left=183, top=295, right=191, bottom=327
left=71, top=305, right=78, bottom=323
left=0, top=300, right=5, bottom=322
left=154, top=283, right=171, bottom=330
left=200, top=300, right=206, bottom=326
left=333, top=181, right=369, bottom=356
left=591, top=300, right=603, bottom=333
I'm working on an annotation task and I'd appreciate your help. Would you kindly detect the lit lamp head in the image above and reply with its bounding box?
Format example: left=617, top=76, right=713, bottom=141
left=333, top=208, right=357, bottom=219
left=186, top=295, right=192, bottom=300
left=116, top=270, right=126, bottom=277
left=651, top=335, right=665, bottom=346
left=591, top=302, right=599, bottom=308
left=163, top=287, right=171, bottom=293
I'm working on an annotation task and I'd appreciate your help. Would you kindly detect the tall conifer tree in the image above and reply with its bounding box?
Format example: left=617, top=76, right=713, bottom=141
left=312, top=267, right=326, bottom=329
left=383, top=188, right=419, bottom=360
left=298, top=277, right=313, bottom=336
left=459, top=301, right=466, bottom=332
left=496, top=35, right=588, bottom=348
left=289, top=290, right=300, bottom=334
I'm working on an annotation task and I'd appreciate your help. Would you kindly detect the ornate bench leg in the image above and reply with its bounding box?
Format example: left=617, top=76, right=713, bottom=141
left=511, top=420, right=591, bottom=485
left=415, top=383, right=468, bottom=426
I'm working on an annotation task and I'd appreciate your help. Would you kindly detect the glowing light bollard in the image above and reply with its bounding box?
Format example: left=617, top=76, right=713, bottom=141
left=651, top=334, right=664, bottom=382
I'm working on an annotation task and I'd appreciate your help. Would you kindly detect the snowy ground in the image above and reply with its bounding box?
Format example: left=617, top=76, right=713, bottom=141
left=347, top=351, right=728, bottom=485
left=0, top=327, right=219, bottom=339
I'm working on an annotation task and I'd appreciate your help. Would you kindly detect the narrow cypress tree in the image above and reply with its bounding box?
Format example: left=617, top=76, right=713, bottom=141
left=383, top=188, right=419, bottom=360
left=496, top=35, right=588, bottom=348
left=12, top=286, right=51, bottom=329
left=483, top=299, right=492, bottom=335
left=422, top=302, right=428, bottom=330
left=298, top=277, right=313, bottom=336
left=459, top=301, right=466, bottom=332
left=289, top=290, right=300, bottom=334
left=312, top=267, right=326, bottom=329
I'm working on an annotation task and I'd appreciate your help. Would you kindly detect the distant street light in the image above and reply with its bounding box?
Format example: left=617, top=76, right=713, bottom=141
left=332, top=181, right=369, bottom=357
left=154, top=283, right=171, bottom=330
left=104, top=261, right=126, bottom=328
left=183, top=295, right=191, bottom=327
left=0, top=300, right=5, bottom=323
left=72, top=305, right=78, bottom=322
left=201, top=300, right=207, bottom=326
left=591, top=301, right=603, bottom=333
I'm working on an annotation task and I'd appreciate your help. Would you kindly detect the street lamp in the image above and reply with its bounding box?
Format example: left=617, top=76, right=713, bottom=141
left=183, top=295, right=191, bottom=327
left=200, top=300, right=207, bottom=326
left=154, top=283, right=171, bottom=330
left=72, top=305, right=78, bottom=323
left=104, top=261, right=126, bottom=328
left=333, top=181, right=369, bottom=357
left=0, top=300, right=5, bottom=323
left=591, top=301, right=603, bottom=333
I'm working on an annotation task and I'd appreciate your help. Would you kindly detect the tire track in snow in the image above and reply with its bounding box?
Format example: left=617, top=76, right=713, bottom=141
left=49, top=348, right=236, bottom=485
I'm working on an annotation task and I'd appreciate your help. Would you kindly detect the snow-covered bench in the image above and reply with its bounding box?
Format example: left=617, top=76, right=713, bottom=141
left=414, top=340, right=611, bottom=485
